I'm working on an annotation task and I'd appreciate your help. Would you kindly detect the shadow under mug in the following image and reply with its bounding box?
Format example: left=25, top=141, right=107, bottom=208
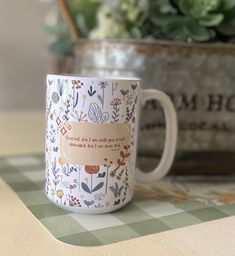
left=45, top=75, right=177, bottom=214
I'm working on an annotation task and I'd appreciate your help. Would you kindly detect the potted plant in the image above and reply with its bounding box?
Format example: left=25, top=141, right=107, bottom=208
left=45, top=0, right=235, bottom=175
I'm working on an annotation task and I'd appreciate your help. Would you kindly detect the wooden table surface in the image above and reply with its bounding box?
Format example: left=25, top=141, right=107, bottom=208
left=0, top=111, right=234, bottom=256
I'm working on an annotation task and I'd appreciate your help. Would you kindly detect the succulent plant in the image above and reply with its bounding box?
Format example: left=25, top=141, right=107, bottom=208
left=44, top=0, right=235, bottom=56
left=148, top=0, right=235, bottom=42
left=179, top=0, right=221, bottom=19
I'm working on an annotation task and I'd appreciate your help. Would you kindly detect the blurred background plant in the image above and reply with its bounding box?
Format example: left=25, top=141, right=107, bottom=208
left=45, top=0, right=235, bottom=56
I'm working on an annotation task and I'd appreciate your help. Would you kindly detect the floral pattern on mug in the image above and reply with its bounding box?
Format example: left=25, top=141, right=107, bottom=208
left=45, top=75, right=140, bottom=212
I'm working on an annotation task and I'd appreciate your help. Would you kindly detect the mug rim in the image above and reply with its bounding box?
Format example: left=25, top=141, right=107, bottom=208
left=47, top=74, right=141, bottom=82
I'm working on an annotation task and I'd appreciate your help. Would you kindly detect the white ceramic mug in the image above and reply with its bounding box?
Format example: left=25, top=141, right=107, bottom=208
left=45, top=75, right=177, bottom=214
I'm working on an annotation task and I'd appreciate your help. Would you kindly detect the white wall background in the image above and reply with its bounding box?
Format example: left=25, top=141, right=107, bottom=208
left=0, top=1, right=52, bottom=110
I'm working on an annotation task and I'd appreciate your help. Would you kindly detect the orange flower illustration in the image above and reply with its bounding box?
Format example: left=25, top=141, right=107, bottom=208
left=218, top=193, right=235, bottom=204
left=135, top=186, right=166, bottom=200
left=145, top=187, right=166, bottom=200
left=134, top=185, right=147, bottom=195
left=172, top=189, right=189, bottom=203
left=83, top=166, right=103, bottom=194
left=58, top=157, right=65, bottom=165
left=85, top=165, right=100, bottom=174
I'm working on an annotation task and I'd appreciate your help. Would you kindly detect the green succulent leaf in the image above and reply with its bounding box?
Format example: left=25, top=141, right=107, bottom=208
left=199, top=13, right=224, bottom=26
left=217, top=9, right=235, bottom=35
left=152, top=13, right=189, bottom=27
left=179, top=0, right=221, bottom=18
left=154, top=0, right=177, bottom=13
left=179, top=0, right=193, bottom=15
left=186, top=19, right=215, bottom=41
left=164, top=22, right=189, bottom=41
left=158, top=15, right=214, bottom=42
left=220, top=0, right=235, bottom=10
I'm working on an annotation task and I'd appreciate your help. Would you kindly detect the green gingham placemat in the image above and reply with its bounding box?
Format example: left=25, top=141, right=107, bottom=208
left=0, top=154, right=235, bottom=246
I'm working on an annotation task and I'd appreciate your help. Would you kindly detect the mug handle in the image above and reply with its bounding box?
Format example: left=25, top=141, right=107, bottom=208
left=136, top=89, right=177, bottom=183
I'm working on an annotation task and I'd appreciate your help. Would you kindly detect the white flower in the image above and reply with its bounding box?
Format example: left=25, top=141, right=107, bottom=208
left=89, top=5, right=130, bottom=39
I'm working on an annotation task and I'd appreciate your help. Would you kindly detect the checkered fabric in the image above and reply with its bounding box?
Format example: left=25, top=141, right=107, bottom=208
left=0, top=155, right=234, bottom=246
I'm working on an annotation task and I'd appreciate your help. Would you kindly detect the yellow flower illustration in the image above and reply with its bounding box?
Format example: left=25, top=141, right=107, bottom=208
left=56, top=190, right=64, bottom=199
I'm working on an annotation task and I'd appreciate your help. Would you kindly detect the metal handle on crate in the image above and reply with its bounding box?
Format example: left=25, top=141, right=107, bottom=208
left=58, top=0, right=80, bottom=41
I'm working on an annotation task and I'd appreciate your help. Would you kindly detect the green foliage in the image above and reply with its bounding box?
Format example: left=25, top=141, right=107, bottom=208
left=179, top=0, right=221, bottom=18
left=217, top=9, right=235, bottom=35
left=221, top=0, right=235, bottom=10
left=45, top=0, right=235, bottom=56
left=69, top=0, right=100, bottom=37
left=45, top=0, right=100, bottom=56
left=148, top=0, right=235, bottom=43
left=44, top=16, right=73, bottom=56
